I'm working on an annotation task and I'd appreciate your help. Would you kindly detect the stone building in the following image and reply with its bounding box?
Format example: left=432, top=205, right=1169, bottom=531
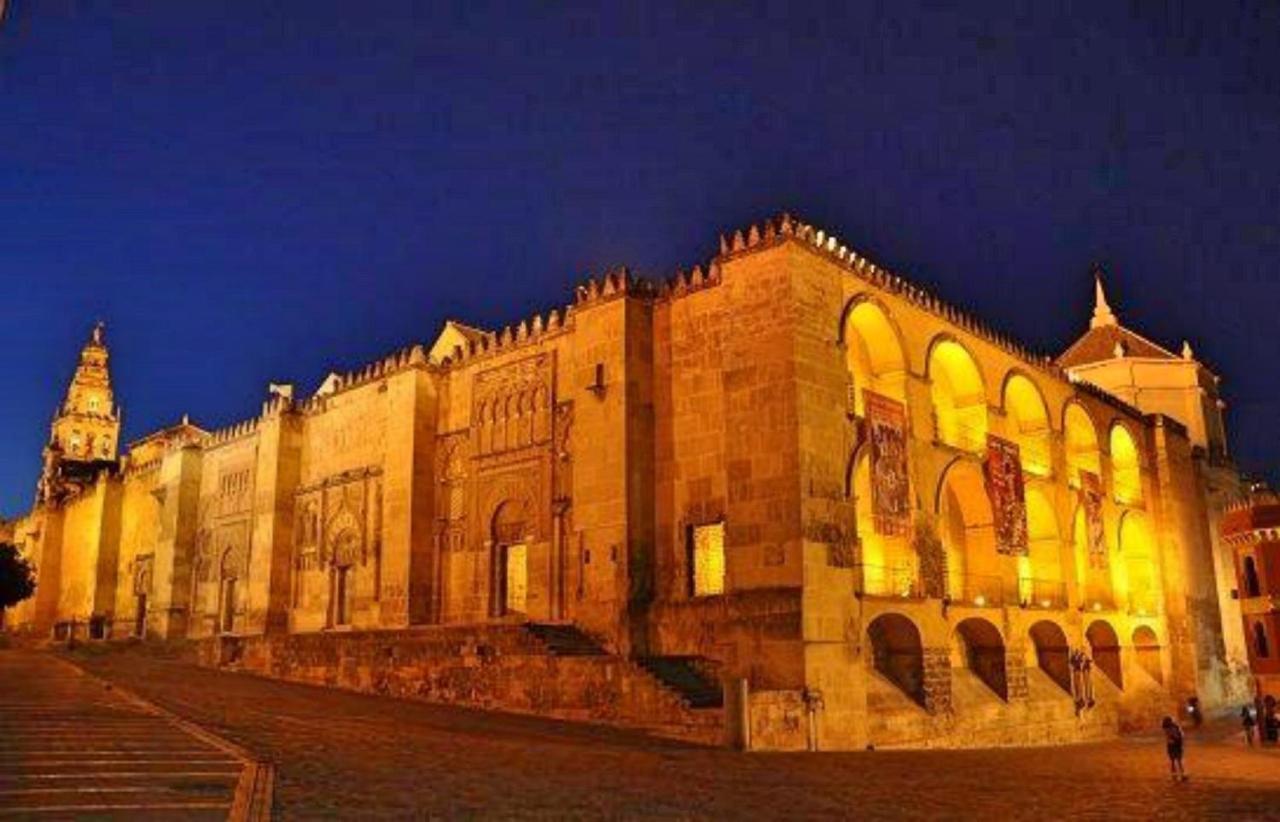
left=3, top=213, right=1253, bottom=748
left=1221, top=487, right=1280, bottom=700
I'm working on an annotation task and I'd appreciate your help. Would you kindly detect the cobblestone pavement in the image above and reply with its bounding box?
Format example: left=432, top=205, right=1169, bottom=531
left=0, top=651, right=242, bottom=819
left=23, top=648, right=1280, bottom=820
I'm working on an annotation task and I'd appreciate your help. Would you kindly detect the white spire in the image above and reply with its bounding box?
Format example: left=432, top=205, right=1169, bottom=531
left=1090, top=271, right=1117, bottom=329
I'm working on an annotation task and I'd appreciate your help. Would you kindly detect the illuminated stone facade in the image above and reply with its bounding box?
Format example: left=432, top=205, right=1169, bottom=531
left=3, top=214, right=1253, bottom=748
left=1221, top=489, right=1280, bottom=700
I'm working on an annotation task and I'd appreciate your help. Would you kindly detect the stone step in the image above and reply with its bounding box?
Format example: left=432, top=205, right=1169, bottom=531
left=523, top=623, right=607, bottom=656
left=635, top=656, right=724, bottom=709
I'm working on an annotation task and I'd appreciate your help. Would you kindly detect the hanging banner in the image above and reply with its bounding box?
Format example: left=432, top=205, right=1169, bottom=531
left=864, top=390, right=910, bottom=536
left=985, top=434, right=1029, bottom=556
left=1080, top=470, right=1107, bottom=567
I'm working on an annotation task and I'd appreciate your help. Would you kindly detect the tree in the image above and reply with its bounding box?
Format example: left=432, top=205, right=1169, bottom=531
left=0, top=543, right=36, bottom=619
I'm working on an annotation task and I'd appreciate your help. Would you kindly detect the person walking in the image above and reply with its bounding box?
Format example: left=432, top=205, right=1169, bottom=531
left=1162, top=716, right=1188, bottom=782
left=1240, top=704, right=1257, bottom=746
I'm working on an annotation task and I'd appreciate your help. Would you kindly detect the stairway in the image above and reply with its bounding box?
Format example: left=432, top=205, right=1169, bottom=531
left=635, top=656, right=724, bottom=709
left=524, top=623, right=606, bottom=656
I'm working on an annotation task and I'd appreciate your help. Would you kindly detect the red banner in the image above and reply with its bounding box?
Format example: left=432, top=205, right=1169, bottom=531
left=864, top=390, right=910, bottom=536
left=985, top=434, right=1028, bottom=556
left=1080, top=470, right=1107, bottom=567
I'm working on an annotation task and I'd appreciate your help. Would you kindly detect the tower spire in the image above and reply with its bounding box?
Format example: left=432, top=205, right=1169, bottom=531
left=1090, top=266, right=1117, bottom=329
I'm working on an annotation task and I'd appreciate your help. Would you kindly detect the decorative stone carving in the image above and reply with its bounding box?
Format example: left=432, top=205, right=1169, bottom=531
left=472, top=353, right=554, bottom=457
left=294, top=466, right=383, bottom=566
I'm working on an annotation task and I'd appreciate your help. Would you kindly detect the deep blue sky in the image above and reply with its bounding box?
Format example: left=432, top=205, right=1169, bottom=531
left=2, top=2, right=1278, bottom=515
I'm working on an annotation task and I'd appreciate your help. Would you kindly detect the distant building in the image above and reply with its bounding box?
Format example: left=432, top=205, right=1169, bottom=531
left=1221, top=487, right=1280, bottom=700
left=3, top=213, right=1254, bottom=748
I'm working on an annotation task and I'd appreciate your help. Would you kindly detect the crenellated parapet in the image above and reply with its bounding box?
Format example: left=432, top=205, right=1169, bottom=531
left=437, top=306, right=574, bottom=370
left=655, top=260, right=723, bottom=300
left=122, top=456, right=162, bottom=479
left=715, top=212, right=1074, bottom=384
left=300, top=344, right=430, bottom=413
left=201, top=417, right=262, bottom=449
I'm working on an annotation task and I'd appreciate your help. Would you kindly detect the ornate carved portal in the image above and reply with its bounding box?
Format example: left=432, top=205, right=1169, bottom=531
left=291, top=467, right=384, bottom=628
left=431, top=351, right=574, bottom=624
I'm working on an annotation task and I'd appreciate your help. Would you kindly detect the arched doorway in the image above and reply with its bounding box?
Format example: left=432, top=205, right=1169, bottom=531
left=492, top=499, right=531, bottom=617
left=1029, top=620, right=1071, bottom=694
left=219, top=546, right=246, bottom=635
left=938, top=460, right=1002, bottom=607
left=956, top=617, right=1007, bottom=700
left=1087, top=620, right=1123, bottom=689
left=1133, top=626, right=1163, bottom=683
left=329, top=529, right=361, bottom=628
left=133, top=559, right=153, bottom=638
left=867, top=613, right=925, bottom=707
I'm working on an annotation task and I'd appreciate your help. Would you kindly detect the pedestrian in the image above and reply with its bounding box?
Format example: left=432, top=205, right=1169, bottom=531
left=1162, top=716, right=1188, bottom=782
left=1242, top=704, right=1257, bottom=747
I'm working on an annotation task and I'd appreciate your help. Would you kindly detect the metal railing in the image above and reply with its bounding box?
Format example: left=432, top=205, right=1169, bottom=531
left=854, top=563, right=924, bottom=600
left=1018, top=577, right=1069, bottom=610
left=947, top=573, right=1007, bottom=608
left=1082, top=585, right=1117, bottom=613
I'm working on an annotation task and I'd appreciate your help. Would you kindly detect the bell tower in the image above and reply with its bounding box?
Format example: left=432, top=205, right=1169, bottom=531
left=38, top=322, right=122, bottom=502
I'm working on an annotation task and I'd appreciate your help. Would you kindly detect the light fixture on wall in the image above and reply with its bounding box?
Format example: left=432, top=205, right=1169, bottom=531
left=587, top=363, right=606, bottom=398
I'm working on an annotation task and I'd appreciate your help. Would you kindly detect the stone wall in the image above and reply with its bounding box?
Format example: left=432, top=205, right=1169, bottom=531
left=196, top=626, right=724, bottom=745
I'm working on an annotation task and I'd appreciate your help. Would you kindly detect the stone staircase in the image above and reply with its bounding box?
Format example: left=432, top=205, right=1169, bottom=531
left=523, top=623, right=607, bottom=656
left=635, top=656, right=725, bottom=709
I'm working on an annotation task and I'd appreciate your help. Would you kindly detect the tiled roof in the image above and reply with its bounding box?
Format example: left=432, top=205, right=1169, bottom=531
left=1057, top=324, right=1178, bottom=368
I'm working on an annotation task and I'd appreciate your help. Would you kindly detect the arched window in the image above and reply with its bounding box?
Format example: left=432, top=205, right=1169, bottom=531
left=1110, top=424, right=1143, bottom=505
left=842, top=299, right=907, bottom=416
left=1243, top=556, right=1262, bottom=598
left=1254, top=622, right=1270, bottom=659
left=928, top=339, right=987, bottom=452
left=1064, top=403, right=1101, bottom=487
left=1003, top=374, right=1051, bottom=476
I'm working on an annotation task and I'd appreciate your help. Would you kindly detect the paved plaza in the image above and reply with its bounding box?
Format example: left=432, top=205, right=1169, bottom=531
left=4, top=647, right=1280, bottom=819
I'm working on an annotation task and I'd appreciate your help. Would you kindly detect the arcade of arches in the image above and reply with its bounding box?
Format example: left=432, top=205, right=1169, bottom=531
left=4, top=213, right=1249, bottom=751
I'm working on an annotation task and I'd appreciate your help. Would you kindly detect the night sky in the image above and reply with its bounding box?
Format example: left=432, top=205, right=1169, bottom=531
left=2, top=2, right=1278, bottom=516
